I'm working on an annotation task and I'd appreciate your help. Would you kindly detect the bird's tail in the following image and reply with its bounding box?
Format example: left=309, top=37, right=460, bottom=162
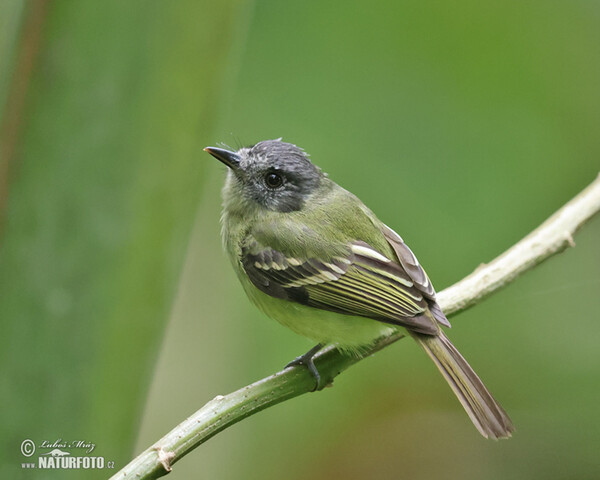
left=411, top=331, right=514, bottom=439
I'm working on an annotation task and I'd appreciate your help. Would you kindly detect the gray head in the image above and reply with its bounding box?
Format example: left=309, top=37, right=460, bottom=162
left=204, top=139, right=325, bottom=213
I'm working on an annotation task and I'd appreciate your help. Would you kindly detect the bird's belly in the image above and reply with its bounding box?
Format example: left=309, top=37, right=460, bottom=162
left=243, top=279, right=396, bottom=354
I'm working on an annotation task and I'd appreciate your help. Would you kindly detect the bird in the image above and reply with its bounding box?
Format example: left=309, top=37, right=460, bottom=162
left=204, top=138, right=514, bottom=439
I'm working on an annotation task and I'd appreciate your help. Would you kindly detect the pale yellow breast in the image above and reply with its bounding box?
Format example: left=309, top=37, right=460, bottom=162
left=239, top=273, right=396, bottom=355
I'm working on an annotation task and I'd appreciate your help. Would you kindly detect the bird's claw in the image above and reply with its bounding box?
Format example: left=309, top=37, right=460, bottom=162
left=285, top=344, right=323, bottom=391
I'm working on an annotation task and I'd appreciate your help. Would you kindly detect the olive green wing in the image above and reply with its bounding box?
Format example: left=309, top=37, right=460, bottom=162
left=241, top=237, right=439, bottom=335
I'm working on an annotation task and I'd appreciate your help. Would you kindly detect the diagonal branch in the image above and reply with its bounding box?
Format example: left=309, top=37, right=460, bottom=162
left=110, top=174, right=600, bottom=480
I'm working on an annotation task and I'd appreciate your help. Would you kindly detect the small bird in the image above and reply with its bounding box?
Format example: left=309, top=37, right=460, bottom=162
left=205, top=139, right=514, bottom=439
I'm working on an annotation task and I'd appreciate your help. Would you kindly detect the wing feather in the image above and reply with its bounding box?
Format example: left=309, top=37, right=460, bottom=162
left=381, top=224, right=450, bottom=327
left=242, top=237, right=440, bottom=335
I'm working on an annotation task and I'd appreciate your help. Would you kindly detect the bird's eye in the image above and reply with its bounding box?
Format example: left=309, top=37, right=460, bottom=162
left=264, top=172, right=283, bottom=189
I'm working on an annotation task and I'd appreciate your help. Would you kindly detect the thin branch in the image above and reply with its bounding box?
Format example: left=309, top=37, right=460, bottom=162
left=438, top=174, right=600, bottom=315
left=111, top=174, right=600, bottom=480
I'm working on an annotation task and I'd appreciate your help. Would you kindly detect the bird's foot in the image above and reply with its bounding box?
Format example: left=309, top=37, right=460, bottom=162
left=285, top=344, right=323, bottom=391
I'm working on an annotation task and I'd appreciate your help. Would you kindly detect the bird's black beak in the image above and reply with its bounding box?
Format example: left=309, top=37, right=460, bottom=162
left=204, top=146, right=241, bottom=170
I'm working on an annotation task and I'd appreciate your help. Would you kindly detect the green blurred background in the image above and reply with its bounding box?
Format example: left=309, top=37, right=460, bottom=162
left=1, top=1, right=599, bottom=479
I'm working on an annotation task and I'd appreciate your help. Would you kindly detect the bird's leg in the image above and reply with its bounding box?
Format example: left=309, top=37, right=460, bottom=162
left=285, top=344, right=323, bottom=391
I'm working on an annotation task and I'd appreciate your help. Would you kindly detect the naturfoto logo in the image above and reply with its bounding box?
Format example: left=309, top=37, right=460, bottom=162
left=20, top=438, right=115, bottom=470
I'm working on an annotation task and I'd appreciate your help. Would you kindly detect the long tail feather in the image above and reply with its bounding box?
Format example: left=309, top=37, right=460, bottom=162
left=411, top=331, right=514, bottom=439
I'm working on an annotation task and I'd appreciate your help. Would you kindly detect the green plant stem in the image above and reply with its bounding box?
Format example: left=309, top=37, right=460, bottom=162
left=110, top=174, right=600, bottom=480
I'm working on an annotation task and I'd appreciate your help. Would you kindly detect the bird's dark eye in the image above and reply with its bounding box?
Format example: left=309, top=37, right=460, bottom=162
left=264, top=172, right=283, bottom=189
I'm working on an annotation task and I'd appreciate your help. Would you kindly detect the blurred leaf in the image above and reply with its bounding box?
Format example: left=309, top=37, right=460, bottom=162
left=0, top=0, right=245, bottom=476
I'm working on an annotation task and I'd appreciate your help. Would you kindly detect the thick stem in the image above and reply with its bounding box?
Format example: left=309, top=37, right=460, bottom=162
left=110, top=174, right=600, bottom=480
